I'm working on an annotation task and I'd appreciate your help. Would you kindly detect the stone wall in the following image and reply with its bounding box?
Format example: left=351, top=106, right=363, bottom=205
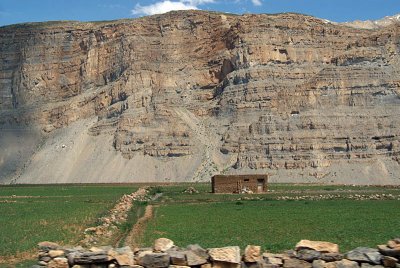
left=33, top=237, right=400, bottom=268
left=212, top=175, right=268, bottom=194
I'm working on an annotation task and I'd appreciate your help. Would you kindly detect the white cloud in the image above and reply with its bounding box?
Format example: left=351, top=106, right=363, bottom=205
left=187, top=0, right=215, bottom=5
left=132, top=0, right=215, bottom=16
left=251, top=0, right=262, bottom=6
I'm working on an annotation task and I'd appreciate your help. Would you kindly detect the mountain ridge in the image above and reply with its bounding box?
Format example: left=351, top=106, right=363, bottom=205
left=340, top=13, right=400, bottom=29
left=5, top=11, right=400, bottom=30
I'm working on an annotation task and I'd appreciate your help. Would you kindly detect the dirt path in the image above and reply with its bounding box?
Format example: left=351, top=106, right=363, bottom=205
left=124, top=205, right=154, bottom=248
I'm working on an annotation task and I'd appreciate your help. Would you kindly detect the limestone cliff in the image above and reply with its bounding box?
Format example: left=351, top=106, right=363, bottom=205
left=1, top=11, right=399, bottom=184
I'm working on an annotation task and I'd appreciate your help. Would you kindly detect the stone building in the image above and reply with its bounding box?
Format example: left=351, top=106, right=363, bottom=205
left=211, top=174, right=268, bottom=194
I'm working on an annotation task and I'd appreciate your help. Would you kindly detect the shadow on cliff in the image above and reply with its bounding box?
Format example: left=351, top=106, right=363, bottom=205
left=0, top=126, right=42, bottom=184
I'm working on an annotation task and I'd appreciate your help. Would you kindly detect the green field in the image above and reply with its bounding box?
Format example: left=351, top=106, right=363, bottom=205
left=141, top=184, right=400, bottom=252
left=1, top=183, right=399, bottom=266
left=0, top=184, right=137, bottom=258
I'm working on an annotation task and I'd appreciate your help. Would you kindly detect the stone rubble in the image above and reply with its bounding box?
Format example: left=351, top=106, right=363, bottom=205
left=208, top=246, right=241, bottom=264
left=243, top=245, right=261, bottom=263
left=296, top=240, right=339, bottom=254
left=154, top=238, right=175, bottom=253
left=276, top=194, right=400, bottom=201
left=80, top=187, right=150, bottom=246
left=345, top=248, right=382, bottom=265
left=32, top=238, right=400, bottom=268
left=183, top=187, right=200, bottom=194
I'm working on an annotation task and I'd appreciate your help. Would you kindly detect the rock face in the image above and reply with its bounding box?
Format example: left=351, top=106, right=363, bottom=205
left=244, top=245, right=261, bottom=262
left=208, top=246, right=241, bottom=264
left=154, top=238, right=174, bottom=252
left=1, top=11, right=400, bottom=184
left=296, top=240, right=339, bottom=254
left=345, top=247, right=382, bottom=265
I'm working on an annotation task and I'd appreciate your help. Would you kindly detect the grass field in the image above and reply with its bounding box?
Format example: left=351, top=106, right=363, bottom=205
left=141, top=184, right=400, bottom=252
left=1, top=182, right=399, bottom=265
left=0, top=184, right=137, bottom=258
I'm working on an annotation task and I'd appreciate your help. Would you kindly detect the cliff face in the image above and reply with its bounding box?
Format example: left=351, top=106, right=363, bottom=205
left=1, top=11, right=400, bottom=184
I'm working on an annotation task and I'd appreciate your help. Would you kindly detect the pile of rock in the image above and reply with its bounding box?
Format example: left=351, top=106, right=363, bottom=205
left=34, top=241, right=134, bottom=268
left=183, top=187, right=199, bottom=194
left=276, top=194, right=400, bottom=201
left=81, top=188, right=150, bottom=246
left=240, top=187, right=254, bottom=194
left=33, top=238, right=400, bottom=268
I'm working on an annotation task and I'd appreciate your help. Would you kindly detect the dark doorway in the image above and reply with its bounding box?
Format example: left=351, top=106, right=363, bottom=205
left=257, top=179, right=265, bottom=193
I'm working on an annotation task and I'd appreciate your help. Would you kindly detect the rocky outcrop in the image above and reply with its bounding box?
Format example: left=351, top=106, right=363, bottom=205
left=1, top=11, right=400, bottom=184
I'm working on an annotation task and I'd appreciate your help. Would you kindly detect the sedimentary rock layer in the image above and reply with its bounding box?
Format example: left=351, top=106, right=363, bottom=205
left=0, top=11, right=399, bottom=184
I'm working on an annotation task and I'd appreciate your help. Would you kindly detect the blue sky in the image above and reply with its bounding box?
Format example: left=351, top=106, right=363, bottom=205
left=0, top=0, right=399, bottom=27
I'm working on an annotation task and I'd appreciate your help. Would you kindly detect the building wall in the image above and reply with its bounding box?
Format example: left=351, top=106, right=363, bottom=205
left=212, top=175, right=268, bottom=193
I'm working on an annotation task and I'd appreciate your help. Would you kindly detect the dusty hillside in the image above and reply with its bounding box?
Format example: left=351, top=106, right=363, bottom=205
left=1, top=11, right=399, bottom=184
